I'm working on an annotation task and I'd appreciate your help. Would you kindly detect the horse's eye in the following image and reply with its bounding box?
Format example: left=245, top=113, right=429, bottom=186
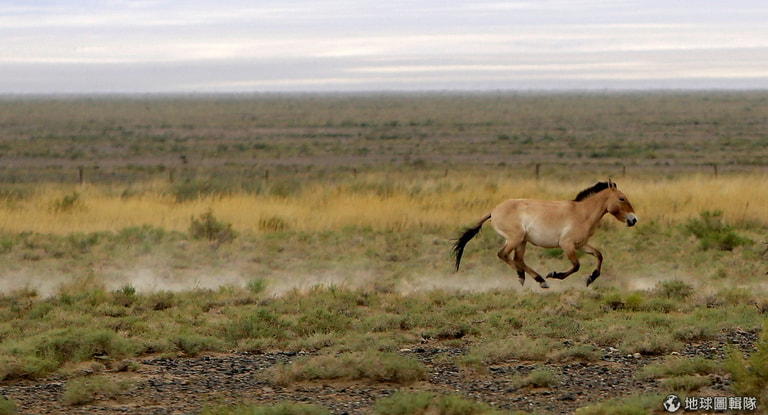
left=619, top=198, right=626, bottom=202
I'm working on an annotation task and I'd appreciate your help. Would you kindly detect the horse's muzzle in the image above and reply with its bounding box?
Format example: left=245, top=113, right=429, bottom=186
left=625, top=213, right=638, bottom=227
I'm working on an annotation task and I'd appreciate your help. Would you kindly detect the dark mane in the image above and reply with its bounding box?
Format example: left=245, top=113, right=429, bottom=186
left=573, top=181, right=615, bottom=202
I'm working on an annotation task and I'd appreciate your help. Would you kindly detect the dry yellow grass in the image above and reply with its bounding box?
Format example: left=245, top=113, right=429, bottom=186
left=0, top=173, right=765, bottom=235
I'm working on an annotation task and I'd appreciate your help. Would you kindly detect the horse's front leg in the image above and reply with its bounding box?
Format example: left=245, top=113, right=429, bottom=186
left=581, top=244, right=603, bottom=286
left=546, top=242, right=580, bottom=280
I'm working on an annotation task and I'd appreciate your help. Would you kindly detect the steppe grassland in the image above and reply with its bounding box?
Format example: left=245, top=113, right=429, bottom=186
left=0, top=173, right=765, bottom=235
left=0, top=93, right=767, bottom=414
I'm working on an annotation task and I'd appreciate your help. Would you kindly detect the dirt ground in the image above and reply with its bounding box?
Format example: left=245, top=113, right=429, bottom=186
left=1, top=329, right=758, bottom=415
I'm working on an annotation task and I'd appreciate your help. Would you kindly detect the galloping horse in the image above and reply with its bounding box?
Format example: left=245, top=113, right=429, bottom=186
left=452, top=180, right=637, bottom=288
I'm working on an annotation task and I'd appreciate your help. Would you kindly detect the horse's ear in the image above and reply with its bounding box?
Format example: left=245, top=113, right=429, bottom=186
left=607, top=177, right=615, bottom=189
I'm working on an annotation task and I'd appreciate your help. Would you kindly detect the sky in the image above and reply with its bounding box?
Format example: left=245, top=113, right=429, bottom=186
left=2, top=1, right=768, bottom=94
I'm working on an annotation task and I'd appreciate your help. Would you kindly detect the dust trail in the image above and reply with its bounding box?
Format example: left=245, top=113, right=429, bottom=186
left=0, top=271, right=70, bottom=298
left=0, top=263, right=761, bottom=298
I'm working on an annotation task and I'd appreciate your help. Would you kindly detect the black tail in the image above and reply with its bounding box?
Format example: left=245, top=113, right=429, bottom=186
left=452, top=214, right=491, bottom=271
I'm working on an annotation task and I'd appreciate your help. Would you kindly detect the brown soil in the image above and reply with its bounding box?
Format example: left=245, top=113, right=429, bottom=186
left=1, top=330, right=758, bottom=415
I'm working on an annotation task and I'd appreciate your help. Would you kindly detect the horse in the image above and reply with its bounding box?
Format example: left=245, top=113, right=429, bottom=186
left=452, top=180, right=637, bottom=288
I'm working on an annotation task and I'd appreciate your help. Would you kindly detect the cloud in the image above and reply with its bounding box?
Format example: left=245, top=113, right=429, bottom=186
left=1, top=1, right=768, bottom=92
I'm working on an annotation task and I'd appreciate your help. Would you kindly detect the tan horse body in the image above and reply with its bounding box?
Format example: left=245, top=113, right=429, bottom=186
left=453, top=181, right=637, bottom=288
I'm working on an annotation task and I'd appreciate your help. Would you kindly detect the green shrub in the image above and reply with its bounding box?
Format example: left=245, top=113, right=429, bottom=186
left=726, top=319, right=768, bottom=402
left=552, top=344, right=602, bottom=362
left=0, top=395, right=16, bottom=415
left=226, top=309, right=293, bottom=342
left=51, top=192, right=82, bottom=213
left=374, top=391, right=433, bottom=415
left=61, top=375, right=131, bottom=406
left=574, top=394, right=663, bottom=415
left=0, top=355, right=57, bottom=380
left=270, top=351, right=426, bottom=386
left=189, top=209, right=237, bottom=242
left=460, top=336, right=550, bottom=369
left=511, top=367, right=559, bottom=388
left=295, top=308, right=353, bottom=336
left=5, top=328, right=140, bottom=376
left=659, top=375, right=711, bottom=392
left=654, top=280, right=694, bottom=299
left=172, top=333, right=226, bottom=356
left=246, top=278, right=267, bottom=294
left=684, top=210, right=752, bottom=251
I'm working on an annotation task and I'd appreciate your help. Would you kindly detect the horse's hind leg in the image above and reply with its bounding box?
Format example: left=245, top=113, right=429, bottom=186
left=498, top=240, right=548, bottom=289
left=497, top=241, right=526, bottom=286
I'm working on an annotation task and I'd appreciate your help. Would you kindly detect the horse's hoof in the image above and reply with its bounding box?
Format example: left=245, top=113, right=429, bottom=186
left=546, top=271, right=557, bottom=279
left=539, top=281, right=550, bottom=289
left=518, top=277, right=525, bottom=286
left=586, top=271, right=600, bottom=287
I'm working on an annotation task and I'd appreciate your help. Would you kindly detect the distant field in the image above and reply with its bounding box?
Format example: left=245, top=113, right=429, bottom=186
left=0, top=92, right=766, bottom=185
left=0, top=93, right=766, bottom=414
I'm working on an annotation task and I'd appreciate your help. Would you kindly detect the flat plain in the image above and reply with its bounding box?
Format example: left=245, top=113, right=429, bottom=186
left=0, top=92, right=766, bottom=415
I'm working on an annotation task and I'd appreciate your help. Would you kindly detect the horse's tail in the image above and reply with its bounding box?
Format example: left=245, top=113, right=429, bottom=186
left=452, top=214, right=491, bottom=271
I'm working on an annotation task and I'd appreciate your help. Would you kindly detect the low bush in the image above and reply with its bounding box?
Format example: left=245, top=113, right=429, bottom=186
left=638, top=356, right=721, bottom=380
left=684, top=210, right=752, bottom=251
left=574, top=394, right=664, bottom=415
left=61, top=375, right=132, bottom=406
left=0, top=395, right=16, bottom=415
left=189, top=209, right=237, bottom=243
left=269, top=351, right=426, bottom=386
left=511, top=367, right=559, bottom=389
left=726, top=319, right=768, bottom=402
left=460, top=336, right=551, bottom=370
left=659, top=375, right=711, bottom=392
left=50, top=192, right=82, bottom=213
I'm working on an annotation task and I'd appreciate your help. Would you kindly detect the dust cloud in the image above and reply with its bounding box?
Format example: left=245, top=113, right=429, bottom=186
left=0, top=264, right=758, bottom=299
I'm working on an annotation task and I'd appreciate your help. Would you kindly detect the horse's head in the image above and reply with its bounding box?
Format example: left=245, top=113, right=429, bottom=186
left=605, top=181, right=638, bottom=227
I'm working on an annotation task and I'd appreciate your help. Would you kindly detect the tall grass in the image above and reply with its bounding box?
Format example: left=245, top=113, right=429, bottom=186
left=0, top=173, right=765, bottom=235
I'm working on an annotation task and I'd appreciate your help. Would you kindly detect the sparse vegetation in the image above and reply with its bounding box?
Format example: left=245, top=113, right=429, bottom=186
left=511, top=367, right=559, bottom=389
left=727, top=319, right=768, bottom=402
left=0, top=396, right=16, bottom=415
left=0, top=93, right=766, bottom=413
left=189, top=209, right=237, bottom=242
left=269, top=351, right=427, bottom=386
left=684, top=210, right=753, bottom=251
left=374, top=392, right=525, bottom=415
left=61, top=375, right=133, bottom=406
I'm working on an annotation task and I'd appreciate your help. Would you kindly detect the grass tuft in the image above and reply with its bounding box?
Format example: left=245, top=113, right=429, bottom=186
left=269, top=351, right=426, bottom=386
left=684, top=210, right=753, bottom=251
left=374, top=391, right=523, bottom=415
left=726, top=319, right=768, bottom=402
left=189, top=209, right=237, bottom=242
left=61, top=375, right=132, bottom=406
left=0, top=395, right=16, bottom=415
